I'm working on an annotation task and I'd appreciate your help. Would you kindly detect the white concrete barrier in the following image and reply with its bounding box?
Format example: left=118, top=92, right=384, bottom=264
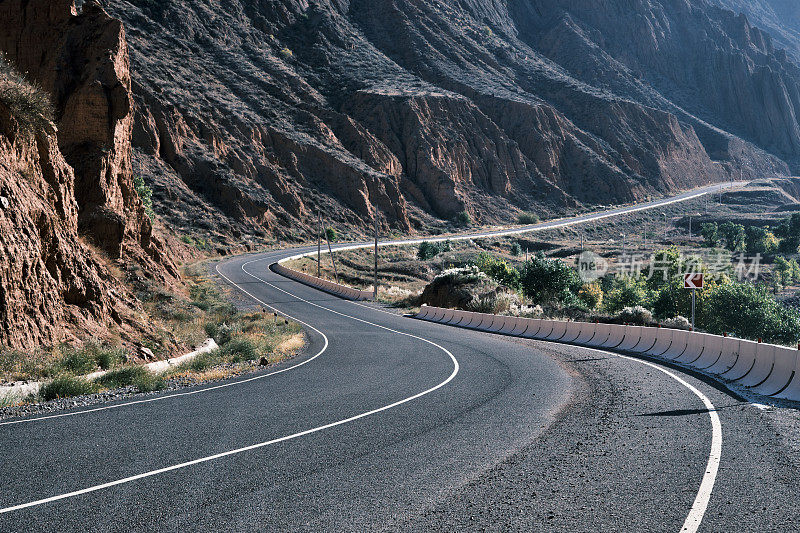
left=412, top=306, right=800, bottom=403
left=663, top=330, right=690, bottom=361
left=750, top=345, right=796, bottom=396
left=634, top=327, right=659, bottom=353
left=600, top=325, right=626, bottom=349
left=773, top=354, right=800, bottom=401
left=739, top=343, right=776, bottom=388
left=574, top=322, right=597, bottom=345
left=586, top=324, right=611, bottom=347
left=514, top=318, right=537, bottom=337
left=545, top=321, right=568, bottom=341
left=534, top=320, right=554, bottom=340
left=722, top=340, right=758, bottom=381
left=693, top=334, right=725, bottom=369
left=562, top=322, right=584, bottom=343
left=273, top=263, right=372, bottom=301
left=499, top=317, right=522, bottom=335
left=487, top=315, right=509, bottom=333
left=706, top=337, right=740, bottom=375
left=674, top=331, right=705, bottom=364
left=617, top=326, right=642, bottom=351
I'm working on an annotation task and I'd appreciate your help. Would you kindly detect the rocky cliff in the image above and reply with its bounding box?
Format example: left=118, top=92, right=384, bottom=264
left=0, top=59, right=143, bottom=348
left=95, top=0, right=796, bottom=248
left=0, top=1, right=177, bottom=349
left=0, top=0, right=178, bottom=284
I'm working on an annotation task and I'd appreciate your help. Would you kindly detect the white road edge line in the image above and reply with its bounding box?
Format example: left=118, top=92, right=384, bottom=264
left=568, top=346, right=721, bottom=533
left=0, top=182, right=737, bottom=427
left=0, top=259, right=327, bottom=428
left=0, top=258, right=460, bottom=514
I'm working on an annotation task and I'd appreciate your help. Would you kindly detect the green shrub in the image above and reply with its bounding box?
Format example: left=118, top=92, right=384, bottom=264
left=578, top=283, right=603, bottom=310
left=40, top=376, right=99, bottom=401
left=84, top=342, right=126, bottom=370
left=618, top=305, right=653, bottom=325
left=702, top=282, right=800, bottom=344
left=719, top=221, right=746, bottom=252
left=510, top=242, right=522, bottom=256
left=474, top=253, right=521, bottom=290
left=454, top=211, right=472, bottom=227
left=776, top=213, right=800, bottom=254
left=517, top=212, right=539, bottom=225
left=218, top=338, right=259, bottom=363
left=134, top=175, right=155, bottom=220
left=56, top=346, right=97, bottom=375
left=417, top=240, right=452, bottom=260
left=279, top=47, right=293, bottom=59
left=604, top=275, right=649, bottom=313
left=745, top=226, right=779, bottom=255
left=518, top=255, right=582, bottom=305
left=325, top=227, right=337, bottom=242
left=94, top=366, right=163, bottom=392
left=700, top=223, right=720, bottom=247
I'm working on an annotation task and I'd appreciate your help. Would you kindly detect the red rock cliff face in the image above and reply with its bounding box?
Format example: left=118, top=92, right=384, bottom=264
left=0, top=0, right=177, bottom=284
left=0, top=97, right=142, bottom=348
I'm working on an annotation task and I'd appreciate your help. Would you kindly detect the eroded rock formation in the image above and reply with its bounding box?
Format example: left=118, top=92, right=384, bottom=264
left=0, top=0, right=177, bottom=284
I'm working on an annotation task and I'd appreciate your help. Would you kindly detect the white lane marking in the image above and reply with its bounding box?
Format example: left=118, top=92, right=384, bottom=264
left=557, top=345, right=721, bottom=533
left=0, top=258, right=327, bottom=428
left=0, top=261, right=460, bottom=514
left=258, top=258, right=723, bottom=532
left=0, top=182, right=733, bottom=426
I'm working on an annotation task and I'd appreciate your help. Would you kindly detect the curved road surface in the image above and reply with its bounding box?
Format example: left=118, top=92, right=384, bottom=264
left=2, top=182, right=800, bottom=532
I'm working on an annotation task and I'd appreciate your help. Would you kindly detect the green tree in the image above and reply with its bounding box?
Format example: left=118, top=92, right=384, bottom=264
left=510, top=242, right=522, bottom=256
left=702, top=282, right=800, bottom=344
left=745, top=226, right=779, bottom=255
left=454, top=211, right=472, bottom=226
left=474, top=253, right=521, bottom=290
left=578, top=283, right=603, bottom=310
left=603, top=275, right=649, bottom=313
left=719, top=222, right=746, bottom=252
left=518, top=256, right=582, bottom=305
left=700, top=223, right=720, bottom=247
left=776, top=213, right=800, bottom=254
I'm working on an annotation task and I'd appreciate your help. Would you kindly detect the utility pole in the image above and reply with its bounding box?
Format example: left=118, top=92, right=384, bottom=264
left=373, top=208, right=379, bottom=301
left=691, top=288, right=696, bottom=331
left=324, top=222, right=339, bottom=283
left=689, top=216, right=692, bottom=240
left=317, top=210, right=321, bottom=278
left=664, top=213, right=668, bottom=241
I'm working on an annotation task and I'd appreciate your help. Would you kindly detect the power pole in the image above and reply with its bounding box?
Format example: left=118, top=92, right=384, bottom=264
left=373, top=209, right=379, bottom=301
left=689, top=216, right=692, bottom=240
left=317, top=210, right=321, bottom=278
left=664, top=213, right=668, bottom=240
left=324, top=222, right=339, bottom=283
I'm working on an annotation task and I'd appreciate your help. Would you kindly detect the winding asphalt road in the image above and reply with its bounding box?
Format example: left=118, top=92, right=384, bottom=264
left=2, top=182, right=800, bottom=532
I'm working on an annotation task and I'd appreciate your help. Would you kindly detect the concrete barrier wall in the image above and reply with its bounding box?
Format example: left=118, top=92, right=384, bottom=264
left=273, top=263, right=372, bottom=301
left=414, top=306, right=800, bottom=403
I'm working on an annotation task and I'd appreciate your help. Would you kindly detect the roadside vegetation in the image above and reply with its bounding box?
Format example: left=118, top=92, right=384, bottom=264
left=0, top=264, right=305, bottom=404
left=0, top=53, right=54, bottom=135
left=285, top=182, right=800, bottom=346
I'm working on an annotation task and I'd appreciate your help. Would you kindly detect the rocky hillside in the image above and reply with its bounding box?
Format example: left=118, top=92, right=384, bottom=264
left=0, top=1, right=180, bottom=349
left=95, top=0, right=797, bottom=249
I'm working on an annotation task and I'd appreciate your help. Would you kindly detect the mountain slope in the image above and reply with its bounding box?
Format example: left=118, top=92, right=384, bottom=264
left=102, top=0, right=793, bottom=249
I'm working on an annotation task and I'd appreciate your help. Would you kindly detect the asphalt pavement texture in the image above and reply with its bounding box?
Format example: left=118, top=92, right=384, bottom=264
left=2, top=183, right=800, bottom=531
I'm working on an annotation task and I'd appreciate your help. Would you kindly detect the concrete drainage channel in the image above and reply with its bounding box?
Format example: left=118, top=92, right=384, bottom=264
left=414, top=305, right=800, bottom=403
left=0, top=338, right=218, bottom=404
